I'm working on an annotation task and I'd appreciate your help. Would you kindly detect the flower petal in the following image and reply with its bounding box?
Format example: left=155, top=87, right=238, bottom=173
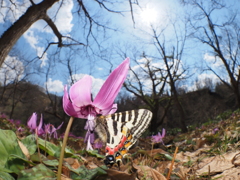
left=63, top=85, right=83, bottom=118
left=70, top=75, right=93, bottom=107
left=162, top=128, right=166, bottom=138
left=100, top=103, right=117, bottom=115
left=56, top=122, right=64, bottom=130
left=27, top=113, right=37, bottom=130
left=93, top=58, right=129, bottom=111
left=86, top=136, right=93, bottom=150
left=37, top=114, right=45, bottom=135
left=84, top=115, right=95, bottom=131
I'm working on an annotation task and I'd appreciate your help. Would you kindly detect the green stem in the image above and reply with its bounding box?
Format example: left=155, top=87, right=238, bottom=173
left=35, top=132, right=42, bottom=163
left=57, top=116, right=74, bottom=180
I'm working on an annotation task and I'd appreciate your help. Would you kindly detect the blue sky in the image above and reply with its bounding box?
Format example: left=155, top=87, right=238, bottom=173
left=0, top=0, right=239, bottom=97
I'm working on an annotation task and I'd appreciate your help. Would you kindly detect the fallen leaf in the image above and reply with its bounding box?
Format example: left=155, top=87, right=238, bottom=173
left=18, top=140, right=30, bottom=159
left=196, top=151, right=239, bottom=176
left=133, top=164, right=167, bottom=180
left=211, top=167, right=240, bottom=180
left=106, top=168, right=136, bottom=180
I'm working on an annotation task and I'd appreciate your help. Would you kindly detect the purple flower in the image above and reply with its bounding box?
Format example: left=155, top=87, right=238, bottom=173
left=93, top=141, right=103, bottom=149
left=9, top=119, right=14, bottom=124
left=152, top=128, right=166, bottom=145
left=63, top=58, right=130, bottom=150
left=212, top=127, right=219, bottom=134
left=15, top=120, right=21, bottom=126
left=44, top=122, right=63, bottom=139
left=0, top=113, right=6, bottom=118
left=17, top=126, right=23, bottom=132
left=27, top=113, right=44, bottom=136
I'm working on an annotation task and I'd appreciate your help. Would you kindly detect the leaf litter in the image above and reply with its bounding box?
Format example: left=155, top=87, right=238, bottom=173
left=2, top=109, right=240, bottom=179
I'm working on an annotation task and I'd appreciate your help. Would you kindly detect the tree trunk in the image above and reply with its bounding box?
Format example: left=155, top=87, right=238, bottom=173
left=149, top=104, right=162, bottom=133
left=0, top=0, right=59, bottom=67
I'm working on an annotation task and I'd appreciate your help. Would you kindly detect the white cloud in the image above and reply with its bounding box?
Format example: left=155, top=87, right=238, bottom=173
left=129, top=57, right=185, bottom=94
left=0, top=0, right=30, bottom=23
left=69, top=74, right=105, bottom=98
left=188, top=73, right=221, bottom=91
left=21, top=0, right=73, bottom=67
left=23, top=29, right=48, bottom=67
left=46, top=0, right=74, bottom=33
left=204, top=53, right=223, bottom=67
left=45, top=78, right=64, bottom=93
left=0, top=55, right=24, bottom=84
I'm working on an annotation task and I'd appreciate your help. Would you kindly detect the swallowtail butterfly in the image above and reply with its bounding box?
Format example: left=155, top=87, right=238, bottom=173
left=95, top=109, right=152, bottom=167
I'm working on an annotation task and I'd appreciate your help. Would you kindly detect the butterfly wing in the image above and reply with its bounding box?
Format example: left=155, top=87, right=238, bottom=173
left=95, top=109, right=152, bottom=166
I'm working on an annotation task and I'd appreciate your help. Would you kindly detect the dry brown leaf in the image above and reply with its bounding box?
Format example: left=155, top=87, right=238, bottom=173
left=196, top=151, right=240, bottom=176
left=64, top=158, right=81, bottom=169
left=194, top=138, right=207, bottom=150
left=146, top=148, right=168, bottom=156
left=87, top=162, right=98, bottom=169
left=172, top=167, right=188, bottom=180
left=106, top=169, right=136, bottom=180
left=133, top=165, right=167, bottom=180
left=155, top=161, right=172, bottom=174
left=61, top=174, right=72, bottom=180
left=232, top=152, right=240, bottom=166
left=176, top=147, right=210, bottom=163
left=18, top=140, right=30, bottom=159
left=211, top=167, right=240, bottom=180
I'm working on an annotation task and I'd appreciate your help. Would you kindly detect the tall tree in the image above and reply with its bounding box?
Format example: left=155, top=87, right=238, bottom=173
left=181, top=0, right=240, bottom=108
left=123, top=56, right=172, bottom=133
left=0, top=0, right=137, bottom=67
left=150, top=24, right=188, bottom=132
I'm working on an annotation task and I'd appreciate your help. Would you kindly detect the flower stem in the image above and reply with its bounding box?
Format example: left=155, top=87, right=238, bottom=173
left=35, top=132, right=41, bottom=163
left=57, top=116, right=74, bottom=180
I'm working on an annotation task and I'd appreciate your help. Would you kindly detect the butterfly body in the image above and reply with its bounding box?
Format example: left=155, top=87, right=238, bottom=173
left=95, top=109, right=152, bottom=167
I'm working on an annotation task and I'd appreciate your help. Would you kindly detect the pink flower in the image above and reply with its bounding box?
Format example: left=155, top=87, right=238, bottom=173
left=45, top=122, right=64, bottom=139
left=152, top=128, right=166, bottom=145
left=63, top=58, right=130, bottom=150
left=27, top=113, right=44, bottom=136
left=93, top=141, right=103, bottom=149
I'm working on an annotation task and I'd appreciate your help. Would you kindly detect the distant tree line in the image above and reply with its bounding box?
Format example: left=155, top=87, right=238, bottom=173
left=0, top=80, right=236, bottom=135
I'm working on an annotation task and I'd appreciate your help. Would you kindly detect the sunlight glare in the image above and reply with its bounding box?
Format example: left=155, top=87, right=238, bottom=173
left=140, top=7, right=158, bottom=24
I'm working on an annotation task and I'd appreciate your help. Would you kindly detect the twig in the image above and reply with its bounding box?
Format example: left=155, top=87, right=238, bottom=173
left=166, top=146, right=178, bottom=180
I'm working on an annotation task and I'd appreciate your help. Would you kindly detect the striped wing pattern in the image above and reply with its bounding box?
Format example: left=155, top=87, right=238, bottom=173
left=95, top=109, right=152, bottom=166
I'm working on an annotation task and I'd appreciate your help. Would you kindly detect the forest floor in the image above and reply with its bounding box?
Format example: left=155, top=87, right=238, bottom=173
left=1, top=109, right=240, bottom=179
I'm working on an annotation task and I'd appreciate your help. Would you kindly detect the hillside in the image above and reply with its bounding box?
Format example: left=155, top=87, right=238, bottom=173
left=0, top=81, right=238, bottom=135
left=0, top=108, right=240, bottom=179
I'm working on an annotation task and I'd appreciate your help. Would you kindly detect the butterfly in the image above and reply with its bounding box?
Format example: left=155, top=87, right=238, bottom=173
left=95, top=109, right=152, bottom=167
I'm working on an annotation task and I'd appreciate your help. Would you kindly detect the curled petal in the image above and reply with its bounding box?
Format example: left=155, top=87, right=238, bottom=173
left=84, top=130, right=90, bottom=143
left=86, top=135, right=93, bottom=150
left=89, top=132, right=95, bottom=144
left=93, top=58, right=129, bottom=111
left=63, top=86, right=82, bottom=118
left=93, top=141, right=103, bottom=149
left=100, top=103, right=117, bottom=115
left=44, top=124, right=51, bottom=134
left=56, top=122, right=64, bottom=130
left=37, top=114, right=44, bottom=135
left=84, top=115, right=95, bottom=131
left=27, top=113, right=37, bottom=130
left=70, top=75, right=93, bottom=107
left=162, top=128, right=166, bottom=138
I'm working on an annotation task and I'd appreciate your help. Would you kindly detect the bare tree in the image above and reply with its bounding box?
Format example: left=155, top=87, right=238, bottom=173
left=0, top=0, right=138, bottom=67
left=123, top=55, right=172, bottom=133
left=121, top=17, right=190, bottom=132
left=150, top=24, right=189, bottom=132
left=181, top=0, right=240, bottom=107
